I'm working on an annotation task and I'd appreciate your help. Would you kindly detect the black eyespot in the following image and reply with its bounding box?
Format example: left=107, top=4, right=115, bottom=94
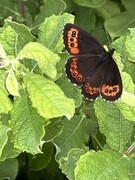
left=109, top=90, right=112, bottom=93
left=113, top=87, right=117, bottom=92
left=72, top=31, right=76, bottom=37
left=105, top=89, right=108, bottom=93
left=71, top=67, right=75, bottom=70
left=72, top=73, right=76, bottom=77
left=77, top=77, right=81, bottom=82
left=70, top=38, right=74, bottom=42
left=70, top=43, right=74, bottom=47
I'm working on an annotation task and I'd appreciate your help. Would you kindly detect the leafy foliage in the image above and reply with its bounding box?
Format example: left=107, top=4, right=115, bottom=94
left=0, top=0, right=135, bottom=180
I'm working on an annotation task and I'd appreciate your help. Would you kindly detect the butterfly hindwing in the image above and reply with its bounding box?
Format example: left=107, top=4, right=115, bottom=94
left=81, top=60, right=106, bottom=100
left=63, top=23, right=105, bottom=55
left=65, top=55, right=103, bottom=86
left=100, top=58, right=122, bottom=101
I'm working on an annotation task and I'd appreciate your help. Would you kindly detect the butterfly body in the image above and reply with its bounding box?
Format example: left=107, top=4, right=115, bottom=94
left=63, top=23, right=122, bottom=102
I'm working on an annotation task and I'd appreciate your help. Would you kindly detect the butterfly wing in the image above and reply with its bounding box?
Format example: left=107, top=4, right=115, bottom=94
left=81, top=60, right=106, bottom=100
left=81, top=57, right=122, bottom=101
left=63, top=23, right=123, bottom=102
left=100, top=58, right=122, bottom=101
left=63, top=23, right=105, bottom=55
left=65, top=55, right=103, bottom=86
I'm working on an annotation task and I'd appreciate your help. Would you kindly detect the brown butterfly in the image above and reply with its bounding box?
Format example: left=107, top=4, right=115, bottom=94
left=63, top=23, right=122, bottom=102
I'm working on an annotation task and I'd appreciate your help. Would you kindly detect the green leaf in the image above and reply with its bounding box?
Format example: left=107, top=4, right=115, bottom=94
left=122, top=0, right=135, bottom=11
left=32, top=0, right=66, bottom=29
left=0, top=158, right=18, bottom=180
left=96, top=0, right=120, bottom=19
left=56, top=75, right=82, bottom=108
left=75, top=149, right=129, bottom=180
left=0, top=138, right=21, bottom=161
left=0, top=0, right=18, bottom=19
left=18, top=42, right=60, bottom=79
left=28, top=142, right=54, bottom=171
left=10, top=90, right=46, bottom=154
left=117, top=72, right=135, bottom=121
left=6, top=69, right=19, bottom=96
left=53, top=115, right=89, bottom=160
left=38, top=13, right=74, bottom=53
left=122, top=91, right=135, bottom=107
left=117, top=99, right=135, bottom=122
left=0, top=70, right=12, bottom=114
left=3, top=19, right=36, bottom=53
left=74, top=7, right=95, bottom=31
left=112, top=35, right=128, bottom=59
left=73, top=0, right=107, bottom=8
left=94, top=99, right=133, bottom=152
left=44, top=118, right=64, bottom=142
left=125, top=28, right=135, bottom=61
left=0, top=26, right=16, bottom=59
left=59, top=148, right=88, bottom=180
left=129, top=156, right=135, bottom=180
left=105, top=12, right=135, bottom=39
left=122, top=72, right=135, bottom=93
left=124, top=61, right=135, bottom=83
left=0, top=43, right=7, bottom=60
left=63, top=0, right=75, bottom=13
left=0, top=122, right=10, bottom=157
left=115, top=71, right=135, bottom=122
left=24, top=74, right=75, bottom=119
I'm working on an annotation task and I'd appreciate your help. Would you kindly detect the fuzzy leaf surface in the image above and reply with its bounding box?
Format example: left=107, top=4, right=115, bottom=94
left=24, top=74, right=75, bottom=119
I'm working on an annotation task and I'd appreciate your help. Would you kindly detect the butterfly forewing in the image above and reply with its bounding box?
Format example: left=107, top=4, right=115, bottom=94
left=63, top=23, right=105, bottom=55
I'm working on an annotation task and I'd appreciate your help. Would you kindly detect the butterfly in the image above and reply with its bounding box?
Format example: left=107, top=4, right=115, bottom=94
left=63, top=23, right=122, bottom=102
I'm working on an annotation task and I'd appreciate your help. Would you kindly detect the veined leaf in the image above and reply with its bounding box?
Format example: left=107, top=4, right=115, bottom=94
left=117, top=100, right=135, bottom=122
left=53, top=115, right=89, bottom=160
left=18, top=42, right=60, bottom=79
left=6, top=69, right=19, bottom=96
left=4, top=19, right=36, bottom=53
left=121, top=91, right=135, bottom=107
left=38, top=13, right=74, bottom=52
left=32, top=0, right=66, bottom=28
left=24, top=74, right=75, bottom=119
left=0, top=70, right=12, bottom=114
left=0, top=122, right=10, bottom=157
left=129, top=155, right=135, bottom=180
left=125, top=28, right=135, bottom=61
left=44, top=118, right=64, bottom=142
left=0, top=26, right=17, bottom=59
left=117, top=72, right=135, bottom=121
left=10, top=90, right=46, bottom=154
left=0, top=138, right=21, bottom=161
left=122, top=72, right=135, bottom=93
left=56, top=75, right=82, bottom=108
left=105, top=12, right=135, bottom=39
left=75, top=149, right=128, bottom=180
left=94, top=99, right=133, bottom=152
left=0, top=43, right=7, bottom=60
left=59, top=148, right=88, bottom=180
